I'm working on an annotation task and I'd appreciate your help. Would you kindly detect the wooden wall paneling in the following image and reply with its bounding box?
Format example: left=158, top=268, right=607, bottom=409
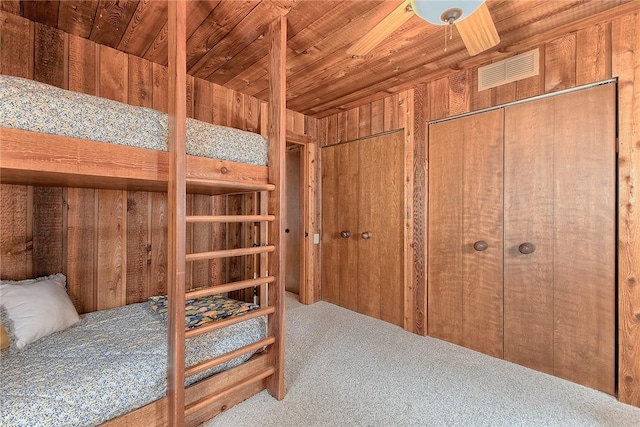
left=22, top=0, right=59, bottom=28
left=0, top=185, right=29, bottom=280
left=347, top=108, right=359, bottom=141
left=194, top=77, right=213, bottom=123
left=614, top=11, right=640, bottom=407
left=192, top=195, right=212, bottom=289
left=544, top=33, right=577, bottom=93
left=66, top=188, right=96, bottom=314
left=68, top=34, right=98, bottom=95
left=461, top=110, right=504, bottom=358
left=576, top=23, right=612, bottom=86
left=99, top=44, right=128, bottom=102
left=245, top=94, right=260, bottom=133
left=212, top=84, right=230, bottom=126
left=96, top=189, right=127, bottom=310
left=411, top=83, right=428, bottom=335
left=447, top=71, right=470, bottom=116
left=553, top=84, right=616, bottom=394
left=185, top=194, right=194, bottom=289
left=325, top=114, right=338, bottom=147
left=429, top=77, right=449, bottom=121
left=152, top=61, right=169, bottom=113
left=34, top=22, right=67, bottom=88
left=383, top=94, right=399, bottom=132
left=185, top=74, right=194, bottom=119
left=210, top=195, right=227, bottom=285
left=229, top=89, right=246, bottom=130
left=516, top=45, right=545, bottom=101
left=0, top=11, right=33, bottom=78
left=469, top=66, right=492, bottom=111
left=427, top=119, right=464, bottom=345
left=336, top=111, right=348, bottom=143
left=503, top=98, right=555, bottom=374
left=358, top=103, right=372, bottom=138
left=492, top=81, right=516, bottom=106
left=150, top=192, right=168, bottom=297
left=128, top=55, right=153, bottom=107
left=370, top=99, right=384, bottom=135
left=32, top=187, right=64, bottom=277
left=0, top=1, right=20, bottom=14
left=126, top=191, right=149, bottom=305
left=57, top=1, right=98, bottom=38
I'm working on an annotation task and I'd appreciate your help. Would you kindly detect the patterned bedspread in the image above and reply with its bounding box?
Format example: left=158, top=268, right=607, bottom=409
left=0, top=302, right=266, bottom=426
left=0, top=74, right=268, bottom=166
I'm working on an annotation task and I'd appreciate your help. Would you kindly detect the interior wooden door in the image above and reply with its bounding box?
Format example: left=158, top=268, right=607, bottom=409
left=504, top=83, right=616, bottom=394
left=285, top=146, right=301, bottom=295
left=428, top=109, right=504, bottom=357
left=357, top=131, right=404, bottom=326
left=321, top=142, right=359, bottom=311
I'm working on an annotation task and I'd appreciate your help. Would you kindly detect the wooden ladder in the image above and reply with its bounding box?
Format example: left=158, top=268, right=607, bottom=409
left=180, top=180, right=278, bottom=418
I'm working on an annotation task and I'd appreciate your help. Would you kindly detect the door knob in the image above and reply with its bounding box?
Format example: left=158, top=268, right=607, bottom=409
left=473, top=240, right=488, bottom=251
left=518, top=242, right=535, bottom=254
left=361, top=231, right=373, bottom=240
left=340, top=230, right=351, bottom=238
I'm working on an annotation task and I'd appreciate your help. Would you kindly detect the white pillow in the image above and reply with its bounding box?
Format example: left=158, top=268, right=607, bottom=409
left=0, top=274, right=79, bottom=349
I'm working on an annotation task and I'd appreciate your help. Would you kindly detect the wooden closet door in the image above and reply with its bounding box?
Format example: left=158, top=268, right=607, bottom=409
left=321, top=143, right=359, bottom=311
left=504, top=97, right=555, bottom=374
left=504, top=83, right=615, bottom=394
left=428, top=109, right=504, bottom=357
left=552, top=84, right=616, bottom=394
left=357, top=131, right=404, bottom=326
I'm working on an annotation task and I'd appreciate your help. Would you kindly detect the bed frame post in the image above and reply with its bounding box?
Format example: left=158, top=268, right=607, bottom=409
left=266, top=13, right=287, bottom=400
left=167, top=0, right=187, bottom=425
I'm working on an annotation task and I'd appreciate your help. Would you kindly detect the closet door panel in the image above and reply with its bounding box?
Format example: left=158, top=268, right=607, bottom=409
left=321, top=143, right=359, bottom=311
left=553, top=84, right=616, bottom=394
left=504, top=99, right=555, bottom=374
left=428, top=119, right=464, bottom=345
left=358, top=131, right=404, bottom=326
left=461, top=109, right=504, bottom=358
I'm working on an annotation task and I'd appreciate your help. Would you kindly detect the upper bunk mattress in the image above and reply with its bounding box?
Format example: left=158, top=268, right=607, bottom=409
left=0, top=74, right=268, bottom=166
left=0, top=301, right=267, bottom=426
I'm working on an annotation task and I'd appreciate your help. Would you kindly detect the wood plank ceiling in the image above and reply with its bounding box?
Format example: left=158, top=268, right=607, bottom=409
left=3, top=0, right=638, bottom=118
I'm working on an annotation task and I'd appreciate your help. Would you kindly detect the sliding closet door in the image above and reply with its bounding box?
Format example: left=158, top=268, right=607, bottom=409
left=357, top=131, right=404, bottom=326
left=321, top=142, right=359, bottom=311
left=428, top=109, right=504, bottom=357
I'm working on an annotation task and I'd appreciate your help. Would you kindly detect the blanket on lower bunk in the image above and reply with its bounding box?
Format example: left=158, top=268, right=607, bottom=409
left=0, top=300, right=266, bottom=427
left=0, top=74, right=268, bottom=166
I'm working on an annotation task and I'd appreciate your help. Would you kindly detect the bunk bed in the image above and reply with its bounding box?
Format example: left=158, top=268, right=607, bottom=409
left=0, top=2, right=286, bottom=426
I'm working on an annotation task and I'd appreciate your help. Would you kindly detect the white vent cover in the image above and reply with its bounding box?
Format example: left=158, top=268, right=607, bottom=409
left=478, top=49, right=540, bottom=91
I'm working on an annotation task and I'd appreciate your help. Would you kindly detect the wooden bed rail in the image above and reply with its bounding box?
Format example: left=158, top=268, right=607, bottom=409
left=185, top=276, right=276, bottom=299
left=185, top=337, right=276, bottom=378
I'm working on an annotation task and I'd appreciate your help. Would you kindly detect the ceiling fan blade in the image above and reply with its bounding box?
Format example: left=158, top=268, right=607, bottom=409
left=347, top=0, right=415, bottom=56
left=455, top=2, right=500, bottom=56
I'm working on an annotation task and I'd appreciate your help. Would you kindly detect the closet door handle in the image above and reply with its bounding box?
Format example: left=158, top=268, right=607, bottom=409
left=473, top=240, right=488, bottom=251
left=518, top=242, right=535, bottom=254
left=340, top=230, right=351, bottom=238
left=361, top=231, right=373, bottom=240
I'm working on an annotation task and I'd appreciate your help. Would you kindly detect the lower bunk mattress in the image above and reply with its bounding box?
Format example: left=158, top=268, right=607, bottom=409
left=0, top=300, right=267, bottom=426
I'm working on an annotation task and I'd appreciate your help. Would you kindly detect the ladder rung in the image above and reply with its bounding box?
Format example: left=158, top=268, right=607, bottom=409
left=186, top=245, right=275, bottom=262
left=186, top=177, right=275, bottom=192
left=185, top=366, right=275, bottom=416
left=185, top=336, right=276, bottom=378
left=186, top=276, right=275, bottom=299
left=185, top=306, right=276, bottom=339
left=186, top=214, right=275, bottom=223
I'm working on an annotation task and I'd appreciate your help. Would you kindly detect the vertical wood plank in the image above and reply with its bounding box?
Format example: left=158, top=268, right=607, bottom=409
left=32, top=187, right=64, bottom=277
left=0, top=12, right=33, bottom=78
left=576, top=23, right=611, bottom=86
left=370, top=99, right=384, bottom=135
left=337, top=111, right=348, bottom=143
left=429, top=78, right=449, bottom=120
left=326, top=114, right=338, bottom=146
left=470, top=66, right=491, bottom=111
left=358, top=103, right=372, bottom=138
left=126, top=191, right=149, bottom=304
left=245, top=94, right=260, bottom=133
left=150, top=192, right=168, bottom=297
left=492, top=81, right=516, bottom=106
left=212, top=84, right=230, bottom=126
left=544, top=34, right=577, bottom=93
left=34, top=23, right=66, bottom=88
left=383, top=94, right=399, bottom=131
left=347, top=107, right=359, bottom=141
left=516, top=46, right=545, bottom=101
left=99, top=45, right=128, bottom=102
left=96, top=189, right=126, bottom=311
left=66, top=188, right=96, bottom=314
left=614, top=11, right=640, bottom=407
left=68, top=34, right=97, bottom=95
left=194, top=77, right=213, bottom=123
left=152, top=61, right=169, bottom=113
left=128, top=55, right=153, bottom=107
left=192, top=195, right=212, bottom=288
left=0, top=185, right=29, bottom=280
left=448, top=71, right=470, bottom=116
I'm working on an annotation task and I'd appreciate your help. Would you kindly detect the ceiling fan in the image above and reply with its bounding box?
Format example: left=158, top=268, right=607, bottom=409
left=347, top=0, right=500, bottom=57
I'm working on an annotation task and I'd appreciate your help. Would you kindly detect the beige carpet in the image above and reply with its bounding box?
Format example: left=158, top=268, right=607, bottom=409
left=201, top=293, right=640, bottom=427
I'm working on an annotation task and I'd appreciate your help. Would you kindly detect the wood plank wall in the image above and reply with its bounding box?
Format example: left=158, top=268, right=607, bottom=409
left=318, top=11, right=640, bottom=407
left=0, top=12, right=317, bottom=313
